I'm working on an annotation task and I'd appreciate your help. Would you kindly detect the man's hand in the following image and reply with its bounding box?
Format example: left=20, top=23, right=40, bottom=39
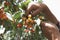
left=25, top=2, right=43, bottom=17
left=25, top=2, right=58, bottom=25
left=40, top=21, right=60, bottom=40
left=25, top=2, right=60, bottom=40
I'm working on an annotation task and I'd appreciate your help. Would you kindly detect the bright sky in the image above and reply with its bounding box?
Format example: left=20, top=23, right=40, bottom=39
left=43, top=0, right=60, bottom=21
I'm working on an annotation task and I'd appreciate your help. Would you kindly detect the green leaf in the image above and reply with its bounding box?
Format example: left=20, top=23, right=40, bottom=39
left=25, top=0, right=31, bottom=5
left=3, top=20, right=13, bottom=31
left=20, top=0, right=31, bottom=10
left=4, top=6, right=9, bottom=12
left=20, top=2, right=27, bottom=10
left=14, top=12, right=21, bottom=19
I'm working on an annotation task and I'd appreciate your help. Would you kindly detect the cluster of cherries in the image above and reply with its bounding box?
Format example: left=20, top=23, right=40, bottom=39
left=17, top=13, right=45, bottom=33
left=0, top=0, right=10, bottom=20
left=17, top=14, right=35, bottom=33
left=0, top=7, right=8, bottom=20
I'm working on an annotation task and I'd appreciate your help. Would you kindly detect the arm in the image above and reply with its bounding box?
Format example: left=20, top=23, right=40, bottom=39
left=26, top=3, right=58, bottom=25
left=42, top=3, right=58, bottom=25
left=26, top=2, right=60, bottom=40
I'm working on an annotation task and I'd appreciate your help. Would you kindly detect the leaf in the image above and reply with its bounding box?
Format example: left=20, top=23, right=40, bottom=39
left=20, top=2, right=27, bottom=10
left=4, top=6, right=9, bottom=12
left=3, top=20, right=13, bottom=31
left=6, top=12, right=13, bottom=21
left=25, top=0, right=31, bottom=5
left=20, top=0, right=31, bottom=10
left=14, top=12, right=21, bottom=19
left=13, top=4, right=19, bottom=12
left=0, top=25, right=5, bottom=34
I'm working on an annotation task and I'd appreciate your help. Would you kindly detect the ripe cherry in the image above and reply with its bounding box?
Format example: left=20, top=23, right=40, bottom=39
left=28, top=14, right=32, bottom=18
left=4, top=1, right=10, bottom=6
left=22, top=17, right=26, bottom=21
left=17, top=23, right=22, bottom=28
left=2, top=14, right=8, bottom=20
left=39, top=16, right=44, bottom=20
left=27, top=25, right=32, bottom=28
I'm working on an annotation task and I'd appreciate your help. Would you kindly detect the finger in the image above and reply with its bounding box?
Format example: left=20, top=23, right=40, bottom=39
left=26, top=3, right=40, bottom=16
left=31, top=7, right=42, bottom=17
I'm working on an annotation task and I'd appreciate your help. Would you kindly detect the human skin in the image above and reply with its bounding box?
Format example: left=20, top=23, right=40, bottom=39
left=26, top=3, right=59, bottom=25
left=25, top=2, right=60, bottom=40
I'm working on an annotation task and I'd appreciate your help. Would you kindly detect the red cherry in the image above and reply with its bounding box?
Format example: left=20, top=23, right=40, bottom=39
left=25, top=19, right=30, bottom=25
left=2, top=14, right=8, bottom=20
left=27, top=25, right=32, bottom=28
left=0, top=13, right=8, bottom=20
left=31, top=20, right=35, bottom=24
left=17, top=23, right=22, bottom=28
left=31, top=29, right=35, bottom=32
left=4, top=1, right=10, bottom=6
left=28, top=14, right=32, bottom=18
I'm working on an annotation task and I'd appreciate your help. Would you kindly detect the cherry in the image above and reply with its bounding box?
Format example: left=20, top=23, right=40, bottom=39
left=17, top=23, right=22, bottom=28
left=4, top=1, right=10, bottom=6
left=28, top=14, right=32, bottom=18
left=2, top=14, right=8, bottom=20
left=27, top=25, right=32, bottom=28
left=31, top=29, right=35, bottom=32
left=39, top=16, right=44, bottom=20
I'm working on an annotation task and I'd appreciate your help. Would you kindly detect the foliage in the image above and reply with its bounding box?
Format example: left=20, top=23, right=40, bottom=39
left=0, top=0, right=47, bottom=40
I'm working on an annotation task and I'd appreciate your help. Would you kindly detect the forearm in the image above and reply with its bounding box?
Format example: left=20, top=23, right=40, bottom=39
left=42, top=4, right=58, bottom=25
left=31, top=3, right=58, bottom=24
